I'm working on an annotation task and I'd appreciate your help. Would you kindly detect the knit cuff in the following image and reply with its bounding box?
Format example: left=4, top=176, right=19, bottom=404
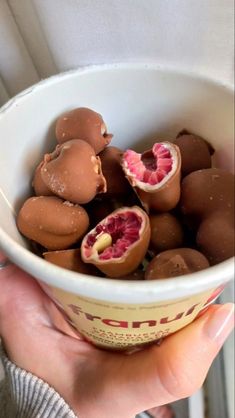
left=1, top=347, right=77, bottom=418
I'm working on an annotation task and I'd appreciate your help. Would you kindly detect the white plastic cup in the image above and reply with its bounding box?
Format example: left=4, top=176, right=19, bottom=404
left=0, top=64, right=234, bottom=349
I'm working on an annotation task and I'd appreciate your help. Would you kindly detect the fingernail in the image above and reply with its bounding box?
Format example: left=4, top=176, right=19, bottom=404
left=205, top=303, right=234, bottom=343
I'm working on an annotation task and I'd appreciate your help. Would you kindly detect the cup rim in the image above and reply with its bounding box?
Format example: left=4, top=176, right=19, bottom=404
left=0, top=62, right=234, bottom=303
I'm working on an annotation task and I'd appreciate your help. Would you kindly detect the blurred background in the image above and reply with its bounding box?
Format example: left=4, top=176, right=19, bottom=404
left=0, top=1, right=234, bottom=417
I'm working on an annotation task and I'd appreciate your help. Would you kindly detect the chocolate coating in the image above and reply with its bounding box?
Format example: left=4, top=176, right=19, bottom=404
left=174, top=134, right=212, bottom=176
left=17, top=196, right=89, bottom=250
left=181, top=169, right=234, bottom=220
left=197, top=212, right=234, bottom=264
left=32, top=160, right=53, bottom=196
left=145, top=248, right=209, bottom=280
left=41, top=139, right=107, bottom=204
left=43, top=248, right=100, bottom=275
left=150, top=213, right=184, bottom=253
left=99, top=146, right=131, bottom=196
left=176, top=129, right=215, bottom=154
left=181, top=169, right=234, bottom=264
left=55, top=107, right=113, bottom=154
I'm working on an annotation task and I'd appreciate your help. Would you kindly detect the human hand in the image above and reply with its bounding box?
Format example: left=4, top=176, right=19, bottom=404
left=0, top=253, right=234, bottom=418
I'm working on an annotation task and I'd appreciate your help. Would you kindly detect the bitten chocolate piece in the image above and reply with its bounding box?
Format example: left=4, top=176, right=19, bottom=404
left=99, top=146, right=131, bottom=196
left=145, top=248, right=209, bottom=280
left=150, top=213, right=184, bottom=253
left=40, top=139, right=107, bottom=204
left=181, top=168, right=234, bottom=264
left=17, top=196, right=89, bottom=250
left=55, top=107, right=113, bottom=154
left=174, top=134, right=212, bottom=176
left=43, top=248, right=100, bottom=275
left=122, top=142, right=181, bottom=212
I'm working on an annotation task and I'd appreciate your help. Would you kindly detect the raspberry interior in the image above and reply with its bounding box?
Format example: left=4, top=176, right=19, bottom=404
left=85, top=211, right=142, bottom=260
left=124, top=143, right=173, bottom=185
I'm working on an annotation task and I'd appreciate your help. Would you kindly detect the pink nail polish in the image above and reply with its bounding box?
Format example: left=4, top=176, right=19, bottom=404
left=205, top=303, right=234, bottom=343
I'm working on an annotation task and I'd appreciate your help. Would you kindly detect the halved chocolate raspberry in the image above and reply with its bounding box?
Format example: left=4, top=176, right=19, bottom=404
left=122, top=142, right=181, bottom=212
left=81, top=206, right=150, bottom=277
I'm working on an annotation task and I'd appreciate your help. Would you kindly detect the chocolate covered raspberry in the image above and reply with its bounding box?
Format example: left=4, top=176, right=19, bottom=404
left=56, top=107, right=113, bottom=154
left=40, top=139, right=107, bottom=204
left=174, top=134, right=212, bottom=176
left=150, top=213, right=184, bottom=253
left=145, top=248, right=209, bottom=280
left=17, top=196, right=89, bottom=250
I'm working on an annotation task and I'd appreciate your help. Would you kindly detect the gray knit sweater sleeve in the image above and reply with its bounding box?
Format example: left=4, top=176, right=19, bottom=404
left=0, top=348, right=77, bottom=418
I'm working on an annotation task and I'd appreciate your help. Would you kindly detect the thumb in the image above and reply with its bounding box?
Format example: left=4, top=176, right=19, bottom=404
left=119, top=303, right=234, bottom=413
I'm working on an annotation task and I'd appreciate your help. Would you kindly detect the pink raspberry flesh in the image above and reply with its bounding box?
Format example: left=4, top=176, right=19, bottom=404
left=85, top=211, right=142, bottom=260
left=123, top=143, right=173, bottom=185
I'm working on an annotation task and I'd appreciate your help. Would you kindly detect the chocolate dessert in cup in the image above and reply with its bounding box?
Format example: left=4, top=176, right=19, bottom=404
left=0, top=64, right=234, bottom=350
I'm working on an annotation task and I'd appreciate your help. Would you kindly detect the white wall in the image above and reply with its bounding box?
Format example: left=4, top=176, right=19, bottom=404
left=0, top=0, right=234, bottom=104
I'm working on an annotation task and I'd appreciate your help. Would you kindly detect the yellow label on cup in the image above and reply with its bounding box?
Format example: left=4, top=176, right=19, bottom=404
left=46, top=284, right=224, bottom=349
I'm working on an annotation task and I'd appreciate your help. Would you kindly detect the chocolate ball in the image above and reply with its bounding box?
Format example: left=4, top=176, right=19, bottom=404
left=43, top=248, right=100, bottom=275
left=41, top=139, right=107, bottom=204
left=197, top=211, right=234, bottom=264
left=145, top=248, right=209, bottom=280
left=17, top=196, right=89, bottom=250
left=150, top=213, right=184, bottom=252
left=99, top=146, right=131, bottom=196
left=174, top=134, right=212, bottom=176
left=55, top=107, right=113, bottom=154
left=181, top=169, right=234, bottom=220
left=180, top=169, right=234, bottom=263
